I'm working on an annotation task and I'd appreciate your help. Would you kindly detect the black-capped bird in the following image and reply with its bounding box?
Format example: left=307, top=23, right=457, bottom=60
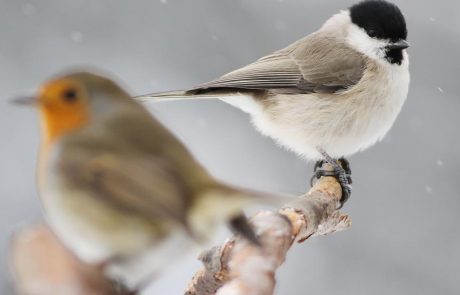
left=137, top=0, right=410, bottom=205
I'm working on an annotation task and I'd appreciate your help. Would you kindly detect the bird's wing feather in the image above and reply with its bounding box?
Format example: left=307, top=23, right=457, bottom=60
left=189, top=34, right=366, bottom=94
left=57, top=150, right=190, bottom=227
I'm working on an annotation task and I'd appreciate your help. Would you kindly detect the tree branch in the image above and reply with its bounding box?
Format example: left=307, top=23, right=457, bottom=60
left=185, top=167, right=351, bottom=295
left=10, top=223, right=127, bottom=295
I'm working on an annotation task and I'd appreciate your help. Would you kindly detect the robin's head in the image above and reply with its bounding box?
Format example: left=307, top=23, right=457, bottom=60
left=13, top=71, right=131, bottom=142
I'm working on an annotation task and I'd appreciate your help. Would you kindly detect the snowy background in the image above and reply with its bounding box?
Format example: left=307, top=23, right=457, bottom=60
left=1, top=0, right=460, bottom=294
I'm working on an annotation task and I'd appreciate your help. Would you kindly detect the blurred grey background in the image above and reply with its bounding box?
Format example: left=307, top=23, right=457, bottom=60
left=1, top=0, right=459, bottom=294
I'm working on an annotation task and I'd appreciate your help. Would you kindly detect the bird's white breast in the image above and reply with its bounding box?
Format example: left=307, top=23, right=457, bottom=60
left=39, top=148, right=159, bottom=265
left=42, top=184, right=159, bottom=263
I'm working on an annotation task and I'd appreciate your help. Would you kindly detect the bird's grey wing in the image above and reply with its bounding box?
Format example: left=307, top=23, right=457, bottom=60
left=57, top=150, right=190, bottom=227
left=189, top=34, right=366, bottom=94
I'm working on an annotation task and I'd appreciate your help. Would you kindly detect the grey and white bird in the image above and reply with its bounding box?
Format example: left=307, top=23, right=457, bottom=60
left=137, top=0, right=410, bottom=205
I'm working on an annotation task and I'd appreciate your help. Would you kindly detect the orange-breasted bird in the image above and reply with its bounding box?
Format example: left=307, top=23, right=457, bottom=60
left=14, top=70, right=276, bottom=291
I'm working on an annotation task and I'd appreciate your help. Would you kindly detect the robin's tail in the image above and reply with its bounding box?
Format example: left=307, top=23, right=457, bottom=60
left=189, top=183, right=292, bottom=245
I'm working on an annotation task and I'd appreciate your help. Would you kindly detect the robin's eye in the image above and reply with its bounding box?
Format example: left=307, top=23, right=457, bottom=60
left=62, top=89, right=78, bottom=103
left=368, top=29, right=377, bottom=38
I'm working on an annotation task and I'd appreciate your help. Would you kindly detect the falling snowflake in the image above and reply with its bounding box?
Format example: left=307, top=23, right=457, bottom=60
left=437, top=87, right=444, bottom=93
left=71, top=31, right=83, bottom=43
left=160, top=0, right=167, bottom=4
left=436, top=160, right=444, bottom=167
left=425, top=186, right=433, bottom=194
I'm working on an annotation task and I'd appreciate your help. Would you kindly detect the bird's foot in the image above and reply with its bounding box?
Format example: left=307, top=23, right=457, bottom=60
left=310, top=155, right=352, bottom=209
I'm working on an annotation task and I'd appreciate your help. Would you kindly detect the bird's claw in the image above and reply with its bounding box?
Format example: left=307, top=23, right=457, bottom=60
left=311, top=157, right=352, bottom=208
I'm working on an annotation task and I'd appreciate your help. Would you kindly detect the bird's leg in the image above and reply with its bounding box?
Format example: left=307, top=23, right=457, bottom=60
left=337, top=157, right=352, bottom=185
left=311, top=148, right=352, bottom=208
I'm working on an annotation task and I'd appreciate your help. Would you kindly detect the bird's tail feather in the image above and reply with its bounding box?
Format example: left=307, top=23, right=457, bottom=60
left=134, top=90, right=232, bottom=102
left=224, top=184, right=293, bottom=207
left=218, top=184, right=293, bottom=245
left=189, top=183, right=292, bottom=244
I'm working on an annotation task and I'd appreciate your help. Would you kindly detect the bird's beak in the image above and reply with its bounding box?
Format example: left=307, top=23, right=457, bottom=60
left=387, top=40, right=410, bottom=50
left=10, top=96, right=38, bottom=106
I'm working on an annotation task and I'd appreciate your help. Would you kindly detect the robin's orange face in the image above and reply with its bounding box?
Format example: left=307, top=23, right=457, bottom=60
left=37, top=78, right=91, bottom=143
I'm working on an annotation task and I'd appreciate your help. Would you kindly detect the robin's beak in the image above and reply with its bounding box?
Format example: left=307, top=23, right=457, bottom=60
left=387, top=40, right=410, bottom=50
left=10, top=96, right=39, bottom=106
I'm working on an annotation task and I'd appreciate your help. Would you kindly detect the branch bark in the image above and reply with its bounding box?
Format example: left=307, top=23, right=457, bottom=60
left=10, top=223, right=128, bottom=295
left=184, top=167, right=351, bottom=295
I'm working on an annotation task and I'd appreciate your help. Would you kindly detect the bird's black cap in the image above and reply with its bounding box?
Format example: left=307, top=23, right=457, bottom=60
left=350, top=0, right=407, bottom=42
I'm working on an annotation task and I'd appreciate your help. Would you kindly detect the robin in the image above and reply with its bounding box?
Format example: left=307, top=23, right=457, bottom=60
left=13, top=70, right=274, bottom=291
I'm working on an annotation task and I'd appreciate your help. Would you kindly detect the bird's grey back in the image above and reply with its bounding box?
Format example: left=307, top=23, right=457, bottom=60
left=189, top=31, right=366, bottom=95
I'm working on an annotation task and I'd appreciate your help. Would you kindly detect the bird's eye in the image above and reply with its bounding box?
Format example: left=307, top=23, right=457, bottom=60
left=367, top=29, right=377, bottom=38
left=62, top=89, right=78, bottom=103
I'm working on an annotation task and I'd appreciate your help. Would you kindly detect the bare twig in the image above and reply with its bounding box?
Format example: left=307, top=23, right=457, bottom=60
left=185, top=166, right=352, bottom=295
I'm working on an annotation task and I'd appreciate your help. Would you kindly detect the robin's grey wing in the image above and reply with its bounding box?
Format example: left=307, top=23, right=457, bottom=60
left=189, top=34, right=366, bottom=94
left=57, top=151, right=190, bottom=227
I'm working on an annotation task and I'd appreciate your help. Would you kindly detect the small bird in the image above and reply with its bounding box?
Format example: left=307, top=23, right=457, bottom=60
left=137, top=0, right=410, bottom=205
left=13, top=71, right=274, bottom=291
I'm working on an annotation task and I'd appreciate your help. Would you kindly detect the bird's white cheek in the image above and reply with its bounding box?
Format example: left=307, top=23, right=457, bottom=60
left=346, top=25, right=387, bottom=61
